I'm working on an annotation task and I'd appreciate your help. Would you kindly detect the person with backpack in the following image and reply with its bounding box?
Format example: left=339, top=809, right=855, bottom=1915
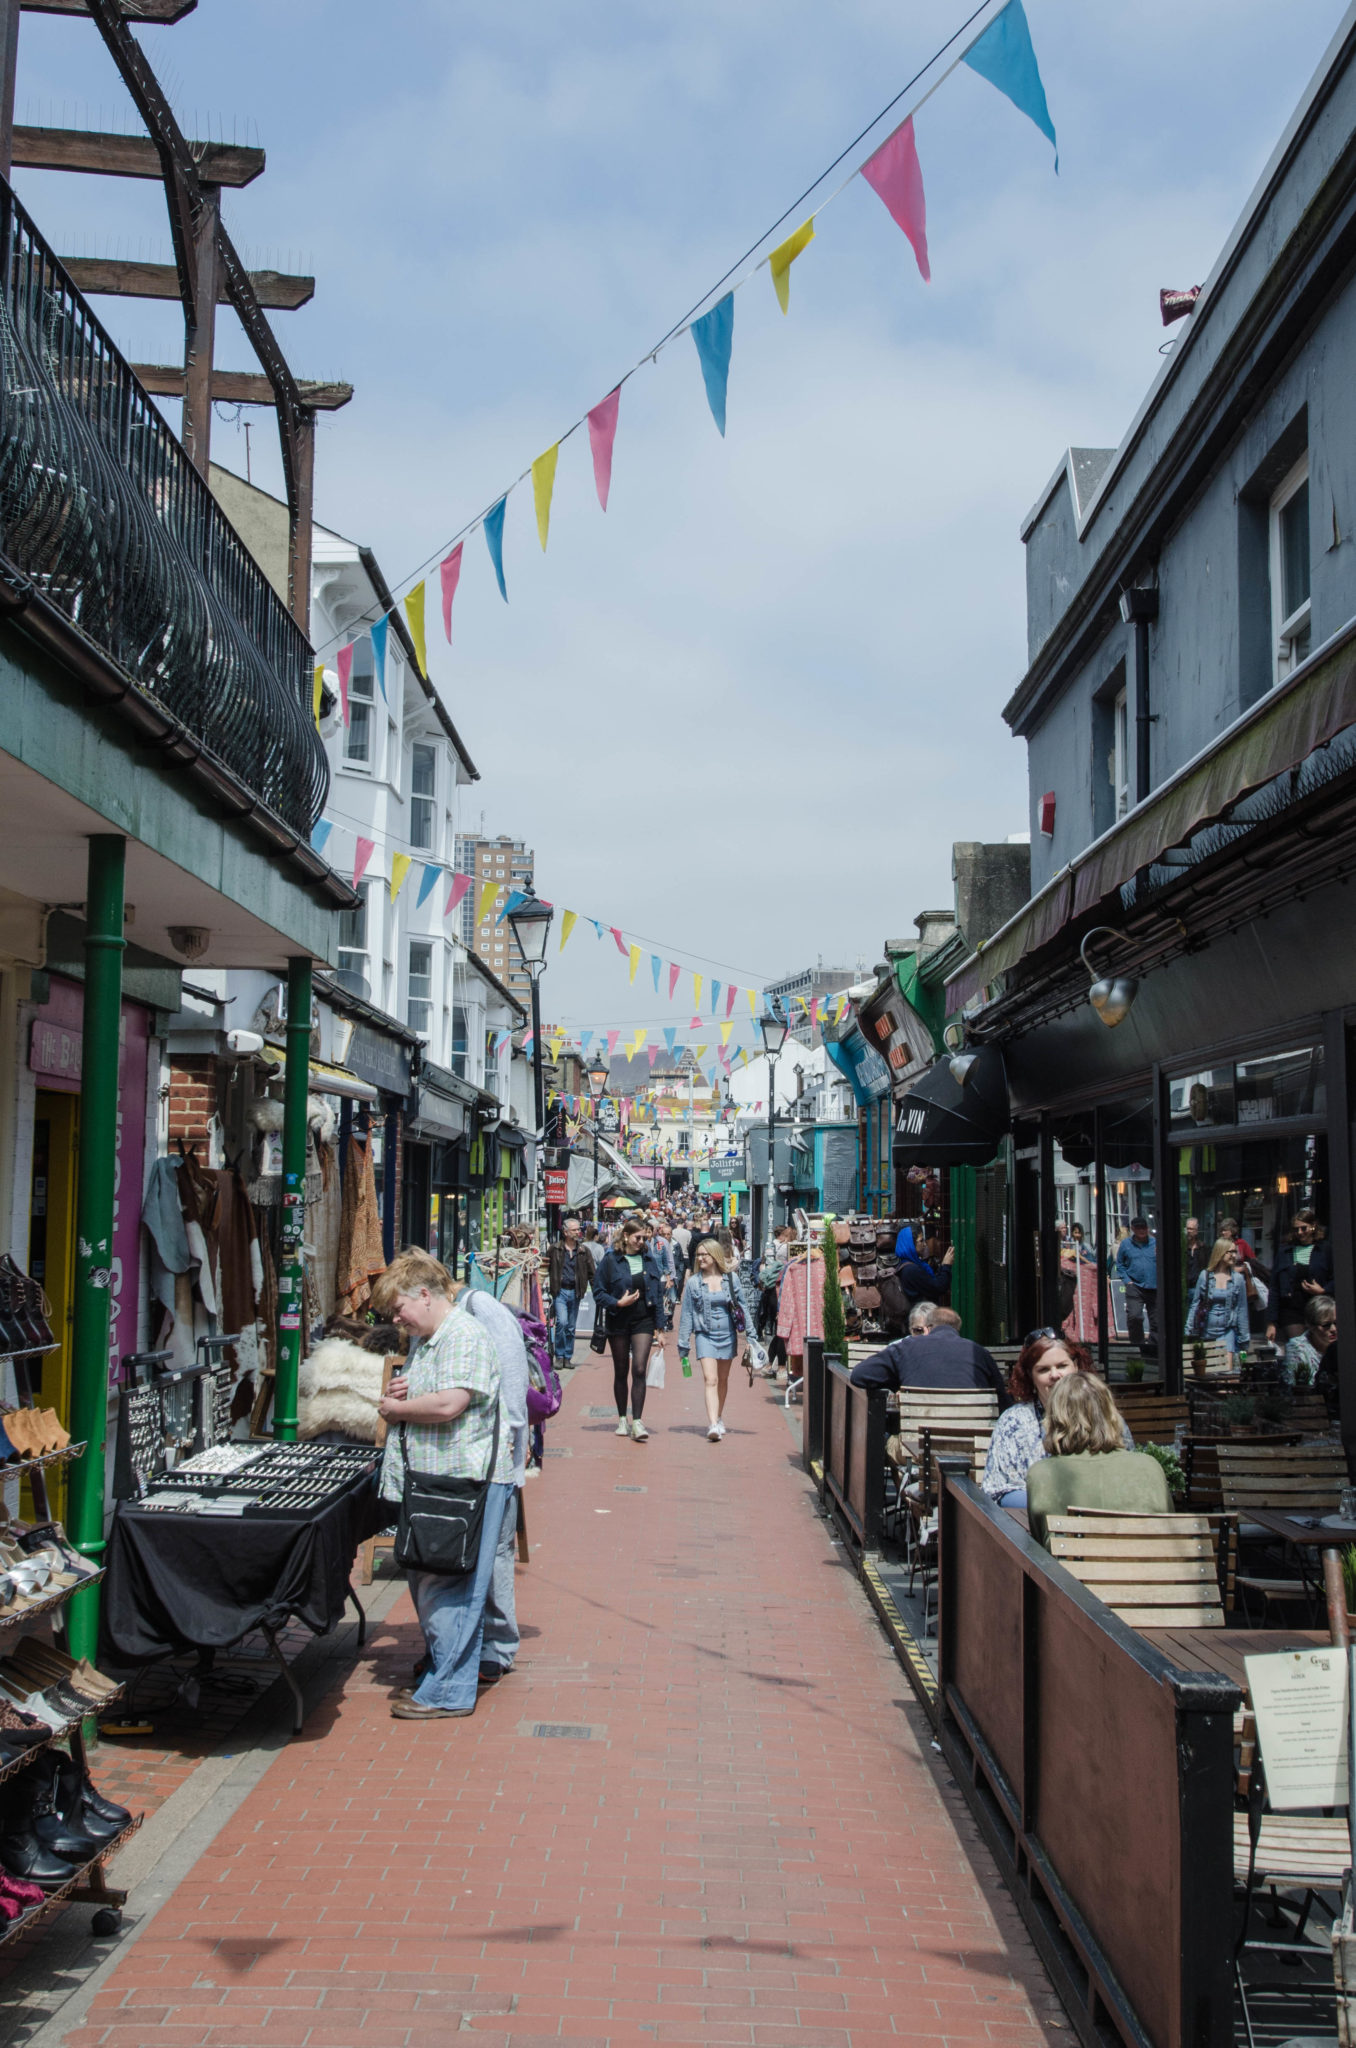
left=677, top=1240, right=752, bottom=1441
left=458, top=1285, right=529, bottom=1685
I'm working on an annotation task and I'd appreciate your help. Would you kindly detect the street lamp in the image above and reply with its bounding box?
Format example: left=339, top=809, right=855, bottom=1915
left=759, top=1009, right=789, bottom=1255
left=507, top=890, right=554, bottom=1221
left=587, top=1057, right=610, bottom=1226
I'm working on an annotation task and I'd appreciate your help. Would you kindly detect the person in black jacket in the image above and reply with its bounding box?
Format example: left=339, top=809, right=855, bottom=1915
left=849, top=1307, right=1009, bottom=1406
left=1268, top=1211, right=1334, bottom=1341
left=592, top=1219, right=668, bottom=1442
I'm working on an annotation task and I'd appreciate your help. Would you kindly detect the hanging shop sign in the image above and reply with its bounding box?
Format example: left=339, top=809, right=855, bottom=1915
left=596, top=1096, right=621, bottom=1134
left=826, top=1025, right=892, bottom=1105
left=346, top=1021, right=414, bottom=1097
left=893, top=1049, right=1011, bottom=1170
left=857, top=981, right=935, bottom=1091
left=706, top=1154, right=742, bottom=1181
left=544, top=1165, right=570, bottom=1205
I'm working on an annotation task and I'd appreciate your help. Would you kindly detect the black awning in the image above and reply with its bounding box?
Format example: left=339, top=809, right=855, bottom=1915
left=893, top=1049, right=1010, bottom=1169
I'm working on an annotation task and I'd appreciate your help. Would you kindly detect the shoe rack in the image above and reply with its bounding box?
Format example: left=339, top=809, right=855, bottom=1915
left=0, top=1333, right=140, bottom=1942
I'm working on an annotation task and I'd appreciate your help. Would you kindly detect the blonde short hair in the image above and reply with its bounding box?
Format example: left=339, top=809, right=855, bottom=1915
left=371, top=1249, right=457, bottom=1316
left=1043, top=1372, right=1124, bottom=1457
left=693, top=1237, right=731, bottom=1273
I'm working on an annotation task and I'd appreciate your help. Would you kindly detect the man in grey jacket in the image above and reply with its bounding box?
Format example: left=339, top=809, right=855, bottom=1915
left=458, top=1287, right=528, bottom=1683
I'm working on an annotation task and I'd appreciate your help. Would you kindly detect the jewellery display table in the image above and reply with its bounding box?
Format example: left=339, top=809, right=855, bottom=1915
left=102, top=1459, right=394, bottom=1735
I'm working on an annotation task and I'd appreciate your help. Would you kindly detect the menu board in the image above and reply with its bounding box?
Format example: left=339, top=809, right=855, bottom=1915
left=1246, top=1649, right=1349, bottom=1811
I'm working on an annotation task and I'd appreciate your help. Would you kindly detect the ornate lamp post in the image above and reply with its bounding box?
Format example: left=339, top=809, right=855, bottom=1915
left=507, top=890, right=554, bottom=1223
left=587, top=1057, right=610, bottom=1225
left=759, top=1009, right=789, bottom=1257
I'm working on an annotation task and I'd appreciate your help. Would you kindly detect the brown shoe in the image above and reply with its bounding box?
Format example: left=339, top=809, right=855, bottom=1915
left=390, top=1696, right=474, bottom=1720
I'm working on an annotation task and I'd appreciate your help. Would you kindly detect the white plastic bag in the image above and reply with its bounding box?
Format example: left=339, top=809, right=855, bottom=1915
left=647, top=1342, right=667, bottom=1391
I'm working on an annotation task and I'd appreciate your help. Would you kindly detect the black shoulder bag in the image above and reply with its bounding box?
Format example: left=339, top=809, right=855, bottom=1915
left=394, top=1400, right=501, bottom=1577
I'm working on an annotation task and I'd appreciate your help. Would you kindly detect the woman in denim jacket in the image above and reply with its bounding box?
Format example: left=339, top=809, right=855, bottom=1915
left=677, top=1241, right=753, bottom=1442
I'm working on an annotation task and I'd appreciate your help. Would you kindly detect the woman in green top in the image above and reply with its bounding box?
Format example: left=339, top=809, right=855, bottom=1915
left=1027, top=1372, right=1171, bottom=1546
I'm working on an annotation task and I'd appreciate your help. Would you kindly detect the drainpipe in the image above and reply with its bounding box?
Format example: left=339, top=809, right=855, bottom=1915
left=1120, top=585, right=1159, bottom=803
left=65, top=835, right=126, bottom=1664
left=274, top=955, right=312, bottom=1442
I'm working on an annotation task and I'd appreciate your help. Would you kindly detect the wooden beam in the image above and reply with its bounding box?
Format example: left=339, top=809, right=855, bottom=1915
left=13, top=125, right=264, bottom=185
left=62, top=255, right=314, bottom=308
left=21, top=0, right=196, bottom=19
left=132, top=362, right=353, bottom=411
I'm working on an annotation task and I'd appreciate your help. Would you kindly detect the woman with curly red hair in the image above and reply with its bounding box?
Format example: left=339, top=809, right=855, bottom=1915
left=982, top=1329, right=1128, bottom=1508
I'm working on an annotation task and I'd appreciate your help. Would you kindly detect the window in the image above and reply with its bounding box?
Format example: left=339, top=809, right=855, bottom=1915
left=1271, top=457, right=1311, bottom=683
left=408, top=940, right=433, bottom=1037
left=336, top=885, right=370, bottom=997
left=344, top=642, right=376, bottom=767
left=451, top=1005, right=468, bottom=1079
left=1112, top=686, right=1130, bottom=821
left=410, top=743, right=436, bottom=851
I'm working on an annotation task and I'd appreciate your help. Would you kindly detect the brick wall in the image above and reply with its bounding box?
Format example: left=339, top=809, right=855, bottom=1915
left=167, top=1056, right=217, bottom=1149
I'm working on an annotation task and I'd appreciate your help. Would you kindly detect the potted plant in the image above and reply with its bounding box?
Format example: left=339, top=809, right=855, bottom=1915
left=1124, top=1357, right=1146, bottom=1384
left=1219, top=1393, right=1257, bottom=1435
left=1141, top=1439, right=1186, bottom=1506
left=821, top=1218, right=847, bottom=1368
left=1191, top=1340, right=1209, bottom=1377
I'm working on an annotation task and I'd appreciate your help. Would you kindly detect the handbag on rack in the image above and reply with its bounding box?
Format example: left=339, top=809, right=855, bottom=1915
left=833, top=1220, right=851, bottom=1247
left=394, top=1403, right=501, bottom=1577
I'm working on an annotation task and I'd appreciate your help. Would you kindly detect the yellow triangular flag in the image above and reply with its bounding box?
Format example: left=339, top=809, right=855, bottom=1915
left=747, top=987, right=757, bottom=1017
left=693, top=972, right=703, bottom=1008
left=768, top=218, right=815, bottom=314
left=720, top=1021, right=733, bottom=1045
left=312, top=663, right=324, bottom=727
left=532, top=444, right=559, bottom=551
left=835, top=993, right=847, bottom=1022
left=549, top=1032, right=565, bottom=1060
left=403, top=582, right=428, bottom=675
left=740, top=1049, right=749, bottom=1065
left=696, top=1044, right=707, bottom=1060
left=477, top=878, right=498, bottom=930
left=628, top=944, right=641, bottom=984
left=629, top=1029, right=645, bottom=1058
left=559, top=909, right=577, bottom=951
left=390, top=852, right=413, bottom=903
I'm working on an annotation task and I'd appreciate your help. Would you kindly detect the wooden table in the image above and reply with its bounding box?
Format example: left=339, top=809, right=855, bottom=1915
left=1138, top=1626, right=1328, bottom=1697
left=1246, top=1510, right=1356, bottom=1550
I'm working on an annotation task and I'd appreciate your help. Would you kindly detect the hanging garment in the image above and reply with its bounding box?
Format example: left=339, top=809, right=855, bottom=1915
left=336, top=1135, right=385, bottom=1315
left=142, top=1156, right=196, bottom=1367
left=777, top=1254, right=825, bottom=1352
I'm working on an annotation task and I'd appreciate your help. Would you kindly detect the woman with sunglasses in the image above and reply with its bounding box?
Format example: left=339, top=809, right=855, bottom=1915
left=981, top=1329, right=1130, bottom=1510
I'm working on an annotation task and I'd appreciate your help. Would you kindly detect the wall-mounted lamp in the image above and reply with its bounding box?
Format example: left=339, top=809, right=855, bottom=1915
left=1080, top=927, right=1139, bottom=1029
left=943, top=1020, right=977, bottom=1085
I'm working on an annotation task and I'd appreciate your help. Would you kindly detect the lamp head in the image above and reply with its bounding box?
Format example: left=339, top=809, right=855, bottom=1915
left=1079, top=927, right=1140, bottom=1029
left=587, top=1059, right=609, bottom=1100
left=506, top=890, right=554, bottom=969
left=949, top=1052, right=978, bottom=1086
left=759, top=1010, right=789, bottom=1057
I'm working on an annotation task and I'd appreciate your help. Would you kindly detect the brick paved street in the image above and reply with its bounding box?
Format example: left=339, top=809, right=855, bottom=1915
left=64, top=1351, right=1066, bottom=2048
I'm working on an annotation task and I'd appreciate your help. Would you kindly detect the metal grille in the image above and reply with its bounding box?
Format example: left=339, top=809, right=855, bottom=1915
left=0, top=180, right=327, bottom=835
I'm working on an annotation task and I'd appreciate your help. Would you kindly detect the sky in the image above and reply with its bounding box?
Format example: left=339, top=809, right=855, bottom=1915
left=9, top=0, right=1349, bottom=1045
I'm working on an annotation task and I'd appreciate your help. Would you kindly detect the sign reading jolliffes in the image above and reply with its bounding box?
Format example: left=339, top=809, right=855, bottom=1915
left=707, top=1154, right=741, bottom=1181
left=596, top=1097, right=621, bottom=1133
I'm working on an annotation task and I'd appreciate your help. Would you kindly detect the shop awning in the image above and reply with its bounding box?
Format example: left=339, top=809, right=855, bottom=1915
left=258, top=1047, right=378, bottom=1102
left=946, top=618, right=1356, bottom=1012
left=893, top=1049, right=1010, bottom=1169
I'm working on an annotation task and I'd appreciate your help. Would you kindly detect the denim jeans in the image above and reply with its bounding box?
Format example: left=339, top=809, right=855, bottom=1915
left=480, top=1489, right=519, bottom=1673
left=407, top=1482, right=513, bottom=1711
left=553, top=1287, right=579, bottom=1362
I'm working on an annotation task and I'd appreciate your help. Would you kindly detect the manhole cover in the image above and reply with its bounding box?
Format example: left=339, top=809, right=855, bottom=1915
left=614, top=1484, right=646, bottom=1493
left=523, top=1722, right=602, bottom=1741
left=542, top=1447, right=572, bottom=1458
left=586, top=1406, right=618, bottom=1419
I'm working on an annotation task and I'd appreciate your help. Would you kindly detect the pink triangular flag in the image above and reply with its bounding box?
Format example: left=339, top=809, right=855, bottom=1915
left=861, top=115, right=930, bottom=282
left=587, top=388, right=621, bottom=512
left=647, top=1044, right=659, bottom=1067
left=610, top=926, right=628, bottom=956
left=444, top=872, right=471, bottom=916
left=353, top=836, right=375, bottom=888
left=689, top=1015, right=701, bottom=1029
left=440, top=543, right=464, bottom=642
left=668, top=962, right=681, bottom=999
left=605, top=1030, right=619, bottom=1054
left=724, top=985, right=736, bottom=1018
left=336, top=643, right=354, bottom=727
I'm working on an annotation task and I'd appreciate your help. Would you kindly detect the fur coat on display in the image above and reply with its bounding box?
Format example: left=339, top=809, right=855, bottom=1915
left=296, top=1337, right=385, bottom=1441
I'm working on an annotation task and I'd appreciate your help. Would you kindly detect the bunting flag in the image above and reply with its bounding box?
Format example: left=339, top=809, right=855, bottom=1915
left=711, top=980, right=721, bottom=1015
left=354, top=837, right=376, bottom=888
left=694, top=972, right=703, bottom=1008
left=647, top=1044, right=660, bottom=1067
left=668, top=962, right=681, bottom=999
left=336, top=643, right=353, bottom=728
left=768, top=218, right=815, bottom=313
left=606, top=1031, right=619, bottom=1054
left=810, top=998, right=821, bottom=1024
left=559, top=909, right=577, bottom=950
left=610, top=927, right=628, bottom=956
left=311, top=819, right=333, bottom=855
left=440, top=544, right=463, bottom=642
left=403, top=582, right=428, bottom=676
left=861, top=116, right=930, bottom=281
left=371, top=615, right=389, bottom=701
left=720, top=1022, right=733, bottom=1045
left=312, top=663, right=324, bottom=727
left=484, top=497, right=509, bottom=600
left=496, top=889, right=527, bottom=926
left=628, top=944, right=642, bottom=984
left=629, top=1028, right=646, bottom=1057
left=492, top=1029, right=510, bottom=1057
left=740, top=1049, right=750, bottom=1066
left=834, top=993, right=847, bottom=1022
left=747, top=988, right=757, bottom=1017
left=691, top=293, right=734, bottom=436
left=689, top=1015, right=702, bottom=1028
left=650, top=954, right=661, bottom=992
left=549, top=1032, right=565, bottom=1060
left=415, top=863, right=440, bottom=908
left=588, top=388, right=621, bottom=511
left=532, top=444, right=559, bottom=551
left=444, top=872, right=471, bottom=916
left=696, top=1044, right=707, bottom=1060
left=388, top=853, right=413, bottom=903
left=581, top=1030, right=593, bottom=1052
left=963, top=0, right=1058, bottom=167
left=521, top=1030, right=534, bottom=1054
left=663, top=1028, right=677, bottom=1054
left=477, top=878, right=499, bottom=928
left=725, top=985, right=737, bottom=1019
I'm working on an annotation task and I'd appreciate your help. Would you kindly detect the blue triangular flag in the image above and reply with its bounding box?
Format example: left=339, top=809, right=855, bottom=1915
left=484, top=498, right=509, bottom=601
left=963, top=0, right=1058, bottom=168
left=415, top=863, right=440, bottom=908
left=370, top=615, right=389, bottom=701
left=651, top=954, right=661, bottom=992
left=691, top=293, right=734, bottom=435
left=581, top=1031, right=593, bottom=1053
left=711, top=980, right=721, bottom=1015
left=311, top=819, right=333, bottom=854
left=663, top=1028, right=676, bottom=1054
left=590, top=920, right=604, bottom=940
left=497, top=888, right=526, bottom=925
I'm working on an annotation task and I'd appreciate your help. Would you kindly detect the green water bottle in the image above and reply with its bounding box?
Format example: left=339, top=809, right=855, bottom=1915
left=679, top=1350, right=692, bottom=1378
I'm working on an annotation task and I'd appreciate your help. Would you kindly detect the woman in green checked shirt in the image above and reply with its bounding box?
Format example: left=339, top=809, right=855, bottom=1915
left=374, top=1251, right=514, bottom=1721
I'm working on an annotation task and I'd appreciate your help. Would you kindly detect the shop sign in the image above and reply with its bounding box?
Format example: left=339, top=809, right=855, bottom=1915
left=544, top=1165, right=570, bottom=1205
left=346, top=1021, right=413, bottom=1096
left=596, top=1097, right=621, bottom=1134
left=858, top=983, right=934, bottom=1089
left=707, top=1154, right=741, bottom=1181
left=29, top=1018, right=82, bottom=1084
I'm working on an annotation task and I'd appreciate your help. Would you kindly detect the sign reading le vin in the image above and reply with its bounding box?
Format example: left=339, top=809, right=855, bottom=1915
left=898, top=1103, right=927, bottom=1139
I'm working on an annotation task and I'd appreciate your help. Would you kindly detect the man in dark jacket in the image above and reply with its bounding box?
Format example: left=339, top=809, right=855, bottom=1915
left=849, top=1307, right=1009, bottom=1407
left=546, top=1217, right=596, bottom=1365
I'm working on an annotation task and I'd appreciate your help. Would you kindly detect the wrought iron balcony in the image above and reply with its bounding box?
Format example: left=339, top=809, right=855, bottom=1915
left=0, top=179, right=327, bottom=837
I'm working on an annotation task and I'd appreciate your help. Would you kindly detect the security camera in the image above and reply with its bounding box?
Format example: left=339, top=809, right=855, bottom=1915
left=224, top=1029, right=265, bottom=1057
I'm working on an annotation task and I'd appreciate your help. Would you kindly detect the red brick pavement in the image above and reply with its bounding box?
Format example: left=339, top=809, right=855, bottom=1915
left=65, top=1351, right=1066, bottom=2048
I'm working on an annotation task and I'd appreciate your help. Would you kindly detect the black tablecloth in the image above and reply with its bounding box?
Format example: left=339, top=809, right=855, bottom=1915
left=101, top=1474, right=395, bottom=1663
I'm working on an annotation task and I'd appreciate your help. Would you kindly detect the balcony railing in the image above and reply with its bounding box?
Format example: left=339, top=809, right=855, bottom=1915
left=0, top=178, right=326, bottom=837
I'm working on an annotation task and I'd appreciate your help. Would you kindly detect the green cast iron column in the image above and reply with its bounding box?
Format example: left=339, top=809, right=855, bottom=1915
left=65, top=835, right=126, bottom=1663
left=273, top=955, right=312, bottom=1440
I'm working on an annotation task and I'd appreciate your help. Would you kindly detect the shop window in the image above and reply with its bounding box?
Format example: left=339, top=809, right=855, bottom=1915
left=451, top=1004, right=468, bottom=1079
left=1271, top=455, right=1311, bottom=683
left=336, top=884, right=370, bottom=999
left=1169, top=1043, right=1323, bottom=1130
left=1090, top=661, right=1128, bottom=838
left=1112, top=687, right=1130, bottom=820
left=344, top=642, right=376, bottom=767
left=1175, top=1131, right=1327, bottom=1348
left=410, top=743, right=436, bottom=851
left=1170, top=1068, right=1236, bottom=1131
left=407, top=940, right=433, bottom=1038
